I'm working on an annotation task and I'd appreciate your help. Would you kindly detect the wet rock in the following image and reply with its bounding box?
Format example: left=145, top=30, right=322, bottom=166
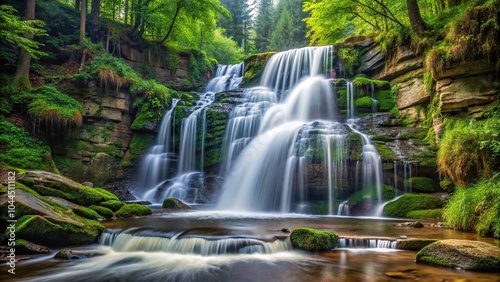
left=15, top=239, right=51, bottom=255
left=397, top=239, right=437, bottom=251
left=55, top=249, right=106, bottom=260
left=290, top=228, right=339, bottom=251
left=162, top=197, right=191, bottom=209
left=280, top=228, right=291, bottom=233
left=385, top=269, right=417, bottom=279
left=416, top=239, right=500, bottom=271
left=398, top=221, right=424, bottom=228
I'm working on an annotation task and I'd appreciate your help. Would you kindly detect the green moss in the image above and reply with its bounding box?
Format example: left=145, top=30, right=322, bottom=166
left=347, top=185, right=394, bottom=205
left=100, top=200, right=125, bottom=211
left=289, top=228, right=339, bottom=251
left=405, top=177, right=437, bottom=193
left=354, top=96, right=373, bottom=109
left=375, top=90, right=396, bottom=112
left=242, top=52, right=275, bottom=87
left=93, top=188, right=119, bottom=201
left=439, top=176, right=454, bottom=191
left=115, top=204, right=152, bottom=218
left=73, top=206, right=102, bottom=220
left=0, top=118, right=57, bottom=171
left=353, top=77, right=389, bottom=88
left=338, top=48, right=359, bottom=76
left=374, top=141, right=394, bottom=161
left=371, top=134, right=395, bottom=142
left=14, top=239, right=50, bottom=254
left=125, top=134, right=155, bottom=165
left=88, top=205, right=114, bottom=218
left=407, top=209, right=443, bottom=219
left=383, top=194, right=442, bottom=218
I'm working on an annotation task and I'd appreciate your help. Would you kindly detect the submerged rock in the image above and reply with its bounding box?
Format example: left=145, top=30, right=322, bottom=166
left=398, top=221, right=424, bottom=228
left=14, top=239, right=51, bottom=255
left=162, top=197, right=191, bottom=209
left=397, top=239, right=436, bottom=251
left=290, top=228, right=339, bottom=252
left=55, top=249, right=106, bottom=260
left=416, top=239, right=500, bottom=271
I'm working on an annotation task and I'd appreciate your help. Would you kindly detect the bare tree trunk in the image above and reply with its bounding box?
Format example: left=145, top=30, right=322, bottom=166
left=12, top=0, right=36, bottom=90
left=91, top=0, right=100, bottom=43
left=407, top=0, right=427, bottom=37
left=79, top=0, right=87, bottom=70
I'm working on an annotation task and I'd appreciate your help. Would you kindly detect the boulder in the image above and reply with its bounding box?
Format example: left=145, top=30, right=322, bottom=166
left=162, top=197, right=191, bottom=209
left=397, top=239, right=437, bottom=251
left=397, top=77, right=430, bottom=110
left=398, top=221, right=424, bottom=228
left=115, top=203, right=152, bottom=218
left=14, top=239, right=51, bottom=255
left=289, top=228, right=339, bottom=252
left=55, top=249, right=106, bottom=260
left=416, top=239, right=500, bottom=271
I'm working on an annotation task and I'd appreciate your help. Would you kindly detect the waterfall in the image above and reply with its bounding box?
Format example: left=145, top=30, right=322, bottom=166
left=136, top=99, right=179, bottom=196
left=140, top=64, right=244, bottom=203
left=338, top=237, right=397, bottom=249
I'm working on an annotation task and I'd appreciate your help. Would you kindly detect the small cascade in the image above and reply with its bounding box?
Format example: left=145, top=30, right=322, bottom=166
left=337, top=200, right=349, bottom=216
left=373, top=194, right=405, bottom=217
left=205, top=63, right=245, bottom=93
left=99, top=229, right=291, bottom=256
left=338, top=237, right=398, bottom=249
left=347, top=120, right=383, bottom=205
left=141, top=63, right=244, bottom=203
left=346, top=81, right=355, bottom=119
left=370, top=82, right=378, bottom=114
left=136, top=99, right=179, bottom=197
left=403, top=160, right=417, bottom=193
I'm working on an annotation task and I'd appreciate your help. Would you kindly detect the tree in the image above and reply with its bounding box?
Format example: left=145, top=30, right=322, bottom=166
left=268, top=0, right=308, bottom=51
left=407, top=0, right=428, bottom=37
left=79, top=0, right=87, bottom=69
left=219, top=0, right=253, bottom=53
left=90, top=0, right=101, bottom=42
left=12, top=0, right=38, bottom=90
left=255, top=0, right=275, bottom=52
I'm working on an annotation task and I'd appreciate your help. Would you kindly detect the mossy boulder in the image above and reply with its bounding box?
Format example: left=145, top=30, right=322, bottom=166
left=396, top=239, right=437, bottom=251
left=115, top=204, right=152, bottom=218
left=384, top=194, right=442, bottom=218
left=14, top=215, right=104, bottom=247
left=405, top=177, right=437, bottom=193
left=18, top=171, right=118, bottom=206
left=100, top=200, right=125, bottom=211
left=289, top=228, right=339, bottom=251
left=162, top=197, right=191, bottom=209
left=89, top=205, right=114, bottom=218
left=73, top=206, right=102, bottom=220
left=14, top=239, right=51, bottom=255
left=416, top=239, right=500, bottom=271
left=354, top=96, right=373, bottom=110
left=242, top=52, right=276, bottom=87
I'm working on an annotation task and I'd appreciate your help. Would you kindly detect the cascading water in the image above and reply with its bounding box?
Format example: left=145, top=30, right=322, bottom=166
left=140, top=64, right=244, bottom=203
left=218, top=46, right=385, bottom=215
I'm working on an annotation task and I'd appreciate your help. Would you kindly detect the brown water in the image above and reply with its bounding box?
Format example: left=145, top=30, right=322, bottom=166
left=1, top=211, right=499, bottom=281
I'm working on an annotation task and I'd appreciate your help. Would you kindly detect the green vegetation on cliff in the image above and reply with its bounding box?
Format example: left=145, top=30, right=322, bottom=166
left=384, top=194, right=442, bottom=218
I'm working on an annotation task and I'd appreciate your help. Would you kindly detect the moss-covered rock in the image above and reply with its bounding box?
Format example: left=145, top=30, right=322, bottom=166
left=416, top=239, right=500, bottom=271
left=242, top=52, right=276, bottom=87
left=18, top=171, right=118, bottom=206
left=162, top=197, right=191, bottom=209
left=397, top=239, right=437, bottom=251
left=14, top=239, right=51, bottom=255
left=354, top=96, right=373, bottom=109
left=88, top=205, right=114, bottom=218
left=99, top=200, right=125, bottom=211
left=14, top=214, right=104, bottom=247
left=383, top=194, right=442, bottom=218
left=73, top=206, right=102, bottom=220
left=405, top=177, right=437, bottom=193
left=289, top=228, right=339, bottom=251
left=406, top=209, right=442, bottom=219
left=115, top=203, right=152, bottom=218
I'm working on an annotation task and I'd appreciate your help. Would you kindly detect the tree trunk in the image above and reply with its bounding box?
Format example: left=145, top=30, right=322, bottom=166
left=79, top=0, right=87, bottom=70
left=91, top=0, right=100, bottom=42
left=12, top=0, right=36, bottom=90
left=124, top=0, right=129, bottom=25
left=161, top=5, right=182, bottom=44
left=407, top=0, right=427, bottom=37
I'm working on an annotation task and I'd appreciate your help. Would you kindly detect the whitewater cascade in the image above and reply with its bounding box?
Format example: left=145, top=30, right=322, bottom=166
left=140, top=64, right=244, bottom=203
left=217, top=46, right=384, bottom=214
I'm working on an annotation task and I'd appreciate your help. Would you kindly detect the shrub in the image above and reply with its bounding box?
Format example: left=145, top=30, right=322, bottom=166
left=443, top=175, right=500, bottom=238
left=383, top=194, right=442, bottom=218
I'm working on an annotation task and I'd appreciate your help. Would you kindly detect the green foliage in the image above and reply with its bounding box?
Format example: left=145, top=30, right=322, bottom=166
left=289, top=228, right=339, bottom=251
left=374, top=141, right=394, bottom=160
left=438, top=118, right=500, bottom=186
left=443, top=175, right=500, bottom=238
left=347, top=185, right=394, bottom=205
left=383, top=194, right=442, bottom=218
left=88, top=205, right=114, bottom=219
left=27, top=85, right=83, bottom=129
left=0, top=118, right=56, bottom=171
left=0, top=4, right=47, bottom=59
left=242, top=52, right=275, bottom=87
left=352, top=77, right=389, bottom=88
left=203, top=28, right=244, bottom=64
left=407, top=209, right=442, bottom=219
left=115, top=204, right=152, bottom=218
left=73, top=206, right=102, bottom=220
left=268, top=0, right=309, bottom=51
left=375, top=90, right=396, bottom=112
left=354, top=96, right=373, bottom=109
left=99, top=200, right=125, bottom=212
left=124, top=134, right=155, bottom=165
left=188, top=50, right=215, bottom=81
left=405, top=177, right=437, bottom=193
left=338, top=48, right=359, bottom=76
